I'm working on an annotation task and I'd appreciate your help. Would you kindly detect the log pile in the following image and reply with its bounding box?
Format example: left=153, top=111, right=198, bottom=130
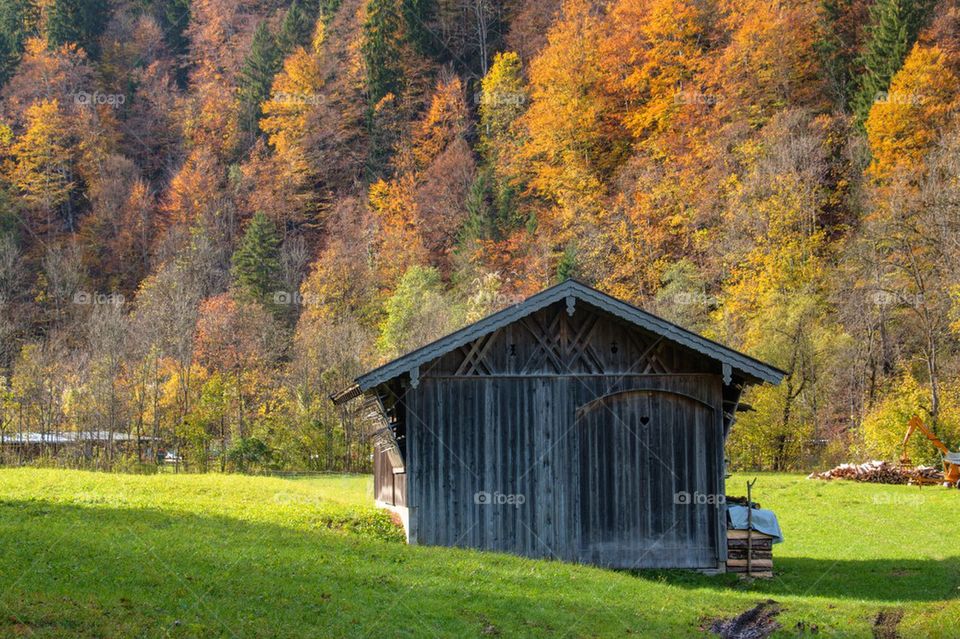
left=807, top=460, right=943, bottom=485
left=727, top=529, right=773, bottom=578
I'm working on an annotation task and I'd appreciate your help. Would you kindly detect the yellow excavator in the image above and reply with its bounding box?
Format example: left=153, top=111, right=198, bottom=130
left=900, top=414, right=960, bottom=488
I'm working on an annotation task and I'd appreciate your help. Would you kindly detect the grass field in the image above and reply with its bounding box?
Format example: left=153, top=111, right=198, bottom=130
left=0, top=469, right=957, bottom=638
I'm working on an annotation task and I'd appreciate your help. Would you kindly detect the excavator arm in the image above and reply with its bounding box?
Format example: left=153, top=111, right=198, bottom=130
left=900, top=414, right=960, bottom=487
left=900, top=414, right=950, bottom=464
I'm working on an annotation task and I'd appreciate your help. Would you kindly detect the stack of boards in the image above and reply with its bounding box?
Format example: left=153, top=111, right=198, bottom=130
left=727, top=529, right=773, bottom=578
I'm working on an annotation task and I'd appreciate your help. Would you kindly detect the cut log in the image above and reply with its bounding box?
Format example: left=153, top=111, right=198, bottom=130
left=727, top=539, right=773, bottom=550
left=808, top=460, right=943, bottom=485
left=727, top=558, right=773, bottom=569
left=727, top=529, right=774, bottom=540
left=727, top=549, right=772, bottom=560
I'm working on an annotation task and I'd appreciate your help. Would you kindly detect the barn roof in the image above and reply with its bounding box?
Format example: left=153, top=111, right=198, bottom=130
left=331, top=279, right=785, bottom=404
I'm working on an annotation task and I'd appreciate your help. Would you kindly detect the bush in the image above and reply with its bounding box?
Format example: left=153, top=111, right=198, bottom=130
left=226, top=437, right=273, bottom=472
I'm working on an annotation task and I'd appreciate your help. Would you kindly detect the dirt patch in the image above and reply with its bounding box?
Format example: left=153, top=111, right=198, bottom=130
left=889, top=569, right=917, bottom=578
left=872, top=609, right=904, bottom=639
left=708, top=600, right=782, bottom=639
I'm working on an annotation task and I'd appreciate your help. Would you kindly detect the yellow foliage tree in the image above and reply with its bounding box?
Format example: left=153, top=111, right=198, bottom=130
left=410, top=74, right=468, bottom=171
left=866, top=45, right=960, bottom=182
left=478, top=51, right=526, bottom=163
left=611, top=0, right=710, bottom=143
left=519, top=0, right=622, bottom=235
left=368, top=176, right=428, bottom=286
left=260, top=46, right=324, bottom=171
left=9, top=99, right=76, bottom=224
left=859, top=372, right=960, bottom=465
left=709, top=0, right=825, bottom=126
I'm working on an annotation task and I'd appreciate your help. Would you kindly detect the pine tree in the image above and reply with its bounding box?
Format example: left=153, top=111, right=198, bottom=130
left=852, top=0, right=935, bottom=124
left=159, top=0, right=191, bottom=85
left=238, top=22, right=281, bottom=139
left=362, top=0, right=407, bottom=103
left=556, top=244, right=578, bottom=282
left=231, top=212, right=282, bottom=308
left=46, top=0, right=108, bottom=57
left=0, top=0, right=31, bottom=85
left=0, top=33, right=16, bottom=86
left=401, top=0, right=435, bottom=56
left=815, top=0, right=863, bottom=109
left=278, top=0, right=316, bottom=55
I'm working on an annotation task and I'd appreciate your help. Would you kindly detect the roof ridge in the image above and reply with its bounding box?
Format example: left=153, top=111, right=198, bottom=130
left=332, top=280, right=784, bottom=404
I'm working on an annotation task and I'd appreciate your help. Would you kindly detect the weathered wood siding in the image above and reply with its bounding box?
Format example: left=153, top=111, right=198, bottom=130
left=400, top=301, right=726, bottom=569
left=373, top=446, right=407, bottom=507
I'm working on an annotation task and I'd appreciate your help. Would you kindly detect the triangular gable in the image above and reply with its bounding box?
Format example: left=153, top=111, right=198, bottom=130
left=332, top=279, right=784, bottom=404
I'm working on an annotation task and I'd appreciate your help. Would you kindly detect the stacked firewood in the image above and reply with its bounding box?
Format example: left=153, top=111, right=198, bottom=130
left=910, top=465, right=947, bottom=483
left=727, top=529, right=773, bottom=578
left=808, top=460, right=943, bottom=484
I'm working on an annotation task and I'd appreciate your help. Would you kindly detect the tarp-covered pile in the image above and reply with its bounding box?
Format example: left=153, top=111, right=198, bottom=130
left=808, top=460, right=943, bottom=484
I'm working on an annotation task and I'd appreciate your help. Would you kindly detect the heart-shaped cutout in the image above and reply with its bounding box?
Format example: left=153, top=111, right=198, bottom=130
left=640, top=416, right=650, bottom=425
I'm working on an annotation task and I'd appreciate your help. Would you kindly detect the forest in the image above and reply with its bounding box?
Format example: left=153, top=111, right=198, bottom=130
left=0, top=0, right=958, bottom=472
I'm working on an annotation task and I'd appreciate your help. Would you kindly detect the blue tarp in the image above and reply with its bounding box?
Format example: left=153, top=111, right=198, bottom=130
left=727, top=505, right=784, bottom=544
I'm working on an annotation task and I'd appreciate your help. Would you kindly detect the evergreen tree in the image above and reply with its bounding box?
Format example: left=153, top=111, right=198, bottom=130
left=157, top=0, right=192, bottom=85
left=362, top=0, right=407, bottom=103
left=46, top=0, right=108, bottom=56
left=278, top=0, right=316, bottom=55
left=555, top=244, right=578, bottom=283
left=238, top=22, right=281, bottom=139
left=852, top=0, right=935, bottom=124
left=0, top=33, right=17, bottom=86
left=0, top=0, right=32, bottom=86
left=815, top=0, right=862, bottom=110
left=231, top=212, right=282, bottom=308
left=401, top=0, right=435, bottom=57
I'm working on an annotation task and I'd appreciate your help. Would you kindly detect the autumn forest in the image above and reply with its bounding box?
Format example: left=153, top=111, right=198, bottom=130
left=0, top=0, right=958, bottom=472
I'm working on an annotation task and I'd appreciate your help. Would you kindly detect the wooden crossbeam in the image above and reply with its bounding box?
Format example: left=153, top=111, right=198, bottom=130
left=454, top=331, right=497, bottom=376
left=520, top=314, right=567, bottom=373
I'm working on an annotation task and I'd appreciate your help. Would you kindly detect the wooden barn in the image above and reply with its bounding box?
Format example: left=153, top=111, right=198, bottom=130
left=332, top=279, right=784, bottom=571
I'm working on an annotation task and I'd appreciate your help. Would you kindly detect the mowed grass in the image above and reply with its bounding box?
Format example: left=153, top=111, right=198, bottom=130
left=0, top=470, right=956, bottom=638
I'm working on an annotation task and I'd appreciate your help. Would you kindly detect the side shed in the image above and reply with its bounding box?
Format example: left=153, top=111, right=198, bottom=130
left=332, top=279, right=784, bottom=570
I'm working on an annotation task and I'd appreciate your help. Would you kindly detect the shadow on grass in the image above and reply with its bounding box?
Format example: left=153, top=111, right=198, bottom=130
left=0, top=499, right=718, bottom=638
left=630, top=555, right=960, bottom=603
left=0, top=498, right=956, bottom=639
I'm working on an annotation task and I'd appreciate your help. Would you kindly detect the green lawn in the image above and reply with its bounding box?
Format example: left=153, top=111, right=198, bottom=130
left=0, top=469, right=956, bottom=638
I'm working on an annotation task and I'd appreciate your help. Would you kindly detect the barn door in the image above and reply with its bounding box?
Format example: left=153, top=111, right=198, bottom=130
left=577, top=389, right=719, bottom=569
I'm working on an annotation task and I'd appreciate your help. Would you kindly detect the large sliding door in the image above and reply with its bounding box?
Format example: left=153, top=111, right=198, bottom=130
left=578, top=389, right=719, bottom=568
